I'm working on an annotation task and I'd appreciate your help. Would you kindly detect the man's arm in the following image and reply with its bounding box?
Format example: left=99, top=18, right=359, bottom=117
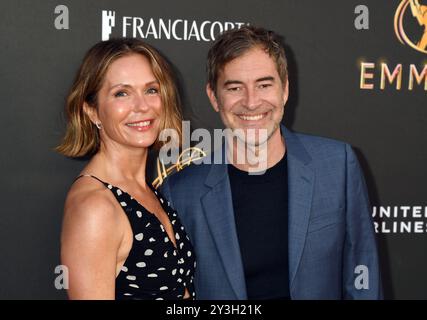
left=342, top=144, right=383, bottom=299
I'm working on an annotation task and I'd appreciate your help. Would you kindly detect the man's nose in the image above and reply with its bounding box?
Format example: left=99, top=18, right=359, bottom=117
left=243, top=88, right=261, bottom=110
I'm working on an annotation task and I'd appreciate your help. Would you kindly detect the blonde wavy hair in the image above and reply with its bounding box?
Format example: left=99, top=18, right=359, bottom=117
left=56, top=38, right=182, bottom=158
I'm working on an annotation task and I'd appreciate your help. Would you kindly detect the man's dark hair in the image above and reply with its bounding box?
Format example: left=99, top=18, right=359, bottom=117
left=207, top=25, right=288, bottom=93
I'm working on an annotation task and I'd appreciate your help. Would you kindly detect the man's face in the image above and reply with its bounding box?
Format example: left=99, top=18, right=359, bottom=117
left=207, top=46, right=288, bottom=146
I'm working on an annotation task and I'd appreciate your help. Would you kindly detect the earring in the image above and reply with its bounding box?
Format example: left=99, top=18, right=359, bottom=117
left=95, top=122, right=102, bottom=129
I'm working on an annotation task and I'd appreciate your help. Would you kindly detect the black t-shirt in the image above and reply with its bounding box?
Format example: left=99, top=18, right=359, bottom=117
left=228, top=154, right=290, bottom=300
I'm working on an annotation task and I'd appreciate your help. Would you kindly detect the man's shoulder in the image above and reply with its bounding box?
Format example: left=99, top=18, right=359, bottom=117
left=293, top=131, right=347, bottom=147
left=288, top=130, right=350, bottom=161
left=162, top=158, right=214, bottom=189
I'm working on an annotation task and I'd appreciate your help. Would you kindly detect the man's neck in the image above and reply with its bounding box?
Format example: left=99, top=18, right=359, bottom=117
left=228, top=128, right=286, bottom=174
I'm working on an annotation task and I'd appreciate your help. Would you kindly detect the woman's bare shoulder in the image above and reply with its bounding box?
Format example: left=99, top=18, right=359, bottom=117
left=62, top=176, right=121, bottom=241
left=61, top=176, right=123, bottom=299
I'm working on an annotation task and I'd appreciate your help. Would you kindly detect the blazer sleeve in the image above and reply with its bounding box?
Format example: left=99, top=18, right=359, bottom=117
left=342, top=144, right=383, bottom=299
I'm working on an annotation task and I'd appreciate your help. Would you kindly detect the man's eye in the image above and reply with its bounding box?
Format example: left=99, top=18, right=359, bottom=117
left=114, top=91, right=128, bottom=97
left=146, top=87, right=159, bottom=94
left=227, top=87, right=241, bottom=92
left=259, top=83, right=272, bottom=89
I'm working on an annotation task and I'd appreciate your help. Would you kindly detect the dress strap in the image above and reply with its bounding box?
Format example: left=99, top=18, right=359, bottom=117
left=74, top=174, right=108, bottom=186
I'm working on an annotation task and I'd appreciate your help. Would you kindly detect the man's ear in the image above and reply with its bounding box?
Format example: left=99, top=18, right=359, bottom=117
left=206, top=84, right=220, bottom=112
left=282, top=78, right=289, bottom=106
left=83, top=102, right=99, bottom=124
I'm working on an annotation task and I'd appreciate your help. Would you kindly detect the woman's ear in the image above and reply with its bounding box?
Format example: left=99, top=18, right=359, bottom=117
left=83, top=102, right=99, bottom=125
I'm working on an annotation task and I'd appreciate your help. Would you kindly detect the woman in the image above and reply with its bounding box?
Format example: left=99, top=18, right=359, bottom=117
left=57, top=38, right=196, bottom=300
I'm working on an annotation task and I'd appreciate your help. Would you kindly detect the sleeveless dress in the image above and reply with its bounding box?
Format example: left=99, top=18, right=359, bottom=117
left=75, top=174, right=196, bottom=300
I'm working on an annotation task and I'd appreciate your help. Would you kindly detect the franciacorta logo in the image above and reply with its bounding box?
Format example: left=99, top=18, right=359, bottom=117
left=101, top=10, right=248, bottom=42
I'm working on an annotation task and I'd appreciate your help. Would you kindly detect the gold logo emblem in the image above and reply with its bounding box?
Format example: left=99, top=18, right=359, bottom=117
left=152, top=147, right=206, bottom=189
left=394, top=0, right=427, bottom=54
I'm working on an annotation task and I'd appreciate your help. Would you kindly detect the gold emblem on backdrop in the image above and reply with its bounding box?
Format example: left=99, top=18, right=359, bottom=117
left=152, top=147, right=206, bottom=189
left=395, top=0, right=427, bottom=54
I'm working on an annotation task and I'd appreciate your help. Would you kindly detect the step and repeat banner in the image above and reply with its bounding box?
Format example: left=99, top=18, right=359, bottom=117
left=0, top=0, right=425, bottom=299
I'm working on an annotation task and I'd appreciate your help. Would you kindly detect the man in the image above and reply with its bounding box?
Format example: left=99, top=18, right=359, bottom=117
left=160, top=26, right=382, bottom=299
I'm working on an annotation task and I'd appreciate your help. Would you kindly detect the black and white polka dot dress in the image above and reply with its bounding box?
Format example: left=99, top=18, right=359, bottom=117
left=76, top=175, right=196, bottom=300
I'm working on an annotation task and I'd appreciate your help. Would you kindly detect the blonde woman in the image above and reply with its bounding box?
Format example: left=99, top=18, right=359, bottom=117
left=57, top=38, right=195, bottom=300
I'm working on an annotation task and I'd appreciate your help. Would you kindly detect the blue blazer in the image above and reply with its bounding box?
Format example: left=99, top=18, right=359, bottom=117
left=161, top=125, right=382, bottom=299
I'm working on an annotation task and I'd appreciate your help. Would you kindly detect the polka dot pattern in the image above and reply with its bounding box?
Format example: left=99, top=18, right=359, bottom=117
left=80, top=175, right=196, bottom=300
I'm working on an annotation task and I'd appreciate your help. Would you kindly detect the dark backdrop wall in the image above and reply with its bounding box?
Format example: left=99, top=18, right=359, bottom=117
left=0, top=0, right=426, bottom=299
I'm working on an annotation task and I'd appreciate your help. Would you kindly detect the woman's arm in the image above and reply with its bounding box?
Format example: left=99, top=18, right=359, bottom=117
left=61, top=190, right=122, bottom=299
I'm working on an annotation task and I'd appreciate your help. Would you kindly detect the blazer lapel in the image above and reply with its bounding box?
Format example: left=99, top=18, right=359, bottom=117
left=199, top=127, right=314, bottom=298
left=282, top=126, right=315, bottom=288
left=200, top=151, right=247, bottom=299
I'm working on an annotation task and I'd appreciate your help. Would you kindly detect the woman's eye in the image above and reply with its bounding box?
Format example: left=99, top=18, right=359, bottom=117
left=146, top=87, right=159, bottom=95
left=114, top=91, right=128, bottom=98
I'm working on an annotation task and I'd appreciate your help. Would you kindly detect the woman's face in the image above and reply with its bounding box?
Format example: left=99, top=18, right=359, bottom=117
left=93, top=53, right=163, bottom=151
